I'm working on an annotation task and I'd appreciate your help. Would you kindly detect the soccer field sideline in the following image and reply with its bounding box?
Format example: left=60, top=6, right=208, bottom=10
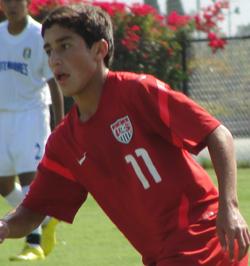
left=198, top=138, right=250, bottom=164
left=0, top=168, right=249, bottom=266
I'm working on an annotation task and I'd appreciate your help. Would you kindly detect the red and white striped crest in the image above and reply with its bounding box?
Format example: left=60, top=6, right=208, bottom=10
left=110, top=116, right=133, bottom=144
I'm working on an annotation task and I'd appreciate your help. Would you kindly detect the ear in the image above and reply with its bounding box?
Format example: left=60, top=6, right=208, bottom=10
left=92, top=39, right=109, bottom=62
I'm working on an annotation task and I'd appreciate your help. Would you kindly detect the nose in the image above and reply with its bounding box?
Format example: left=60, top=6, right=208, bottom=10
left=7, top=0, right=22, bottom=9
left=49, top=51, right=62, bottom=68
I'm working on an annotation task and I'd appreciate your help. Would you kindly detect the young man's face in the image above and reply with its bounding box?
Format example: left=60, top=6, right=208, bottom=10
left=43, top=24, right=99, bottom=97
left=0, top=0, right=29, bottom=23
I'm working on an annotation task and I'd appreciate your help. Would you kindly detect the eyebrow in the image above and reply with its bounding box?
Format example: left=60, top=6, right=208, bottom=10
left=43, top=35, right=73, bottom=50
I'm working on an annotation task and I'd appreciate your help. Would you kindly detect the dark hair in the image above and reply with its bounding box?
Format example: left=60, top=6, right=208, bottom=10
left=41, top=4, right=114, bottom=67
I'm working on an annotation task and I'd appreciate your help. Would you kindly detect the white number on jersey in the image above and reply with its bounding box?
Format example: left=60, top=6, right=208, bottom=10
left=125, top=148, right=162, bottom=189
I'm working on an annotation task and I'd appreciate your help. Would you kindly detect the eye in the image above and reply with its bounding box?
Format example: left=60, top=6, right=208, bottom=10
left=61, top=43, right=71, bottom=50
left=44, top=48, right=51, bottom=56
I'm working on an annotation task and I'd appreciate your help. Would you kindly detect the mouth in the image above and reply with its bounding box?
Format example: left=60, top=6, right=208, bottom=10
left=7, top=11, right=17, bottom=17
left=55, top=73, right=70, bottom=84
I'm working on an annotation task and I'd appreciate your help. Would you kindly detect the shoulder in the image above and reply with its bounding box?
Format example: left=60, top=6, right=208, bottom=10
left=110, top=71, right=157, bottom=94
left=26, top=16, right=42, bottom=36
left=111, top=71, right=171, bottom=98
left=0, top=20, right=7, bottom=33
left=25, top=17, right=45, bottom=51
left=28, top=16, right=42, bottom=29
left=111, top=71, right=151, bottom=85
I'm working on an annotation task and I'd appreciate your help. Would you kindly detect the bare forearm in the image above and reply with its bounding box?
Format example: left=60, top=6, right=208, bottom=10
left=1, top=205, right=45, bottom=239
left=207, top=126, right=250, bottom=260
left=207, top=125, right=238, bottom=207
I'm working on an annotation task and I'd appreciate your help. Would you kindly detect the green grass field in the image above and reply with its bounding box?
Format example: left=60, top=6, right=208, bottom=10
left=0, top=168, right=249, bottom=266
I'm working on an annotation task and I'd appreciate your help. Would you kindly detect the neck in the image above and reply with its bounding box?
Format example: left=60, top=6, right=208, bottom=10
left=8, top=16, right=28, bottom=35
left=75, top=67, right=109, bottom=123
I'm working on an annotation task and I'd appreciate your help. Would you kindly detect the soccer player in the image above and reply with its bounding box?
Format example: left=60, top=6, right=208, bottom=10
left=0, top=0, right=63, bottom=261
left=0, top=4, right=249, bottom=266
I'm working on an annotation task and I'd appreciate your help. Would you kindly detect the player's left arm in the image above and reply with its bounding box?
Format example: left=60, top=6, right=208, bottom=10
left=47, top=78, right=64, bottom=128
left=206, top=125, right=250, bottom=261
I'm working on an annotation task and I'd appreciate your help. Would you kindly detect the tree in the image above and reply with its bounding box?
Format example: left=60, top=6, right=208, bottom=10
left=166, top=0, right=184, bottom=15
left=144, top=0, right=159, bottom=12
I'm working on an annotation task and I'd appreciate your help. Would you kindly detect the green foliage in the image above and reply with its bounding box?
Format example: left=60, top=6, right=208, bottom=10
left=0, top=0, right=228, bottom=89
left=25, top=0, right=228, bottom=89
left=108, top=3, right=195, bottom=89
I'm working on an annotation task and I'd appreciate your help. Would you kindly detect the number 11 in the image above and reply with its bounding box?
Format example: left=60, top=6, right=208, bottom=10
left=125, top=148, right=162, bottom=189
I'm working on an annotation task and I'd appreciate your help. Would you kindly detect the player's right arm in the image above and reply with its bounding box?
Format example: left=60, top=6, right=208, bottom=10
left=0, top=205, right=45, bottom=243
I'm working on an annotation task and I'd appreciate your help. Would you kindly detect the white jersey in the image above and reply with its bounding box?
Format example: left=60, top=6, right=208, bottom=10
left=0, top=16, right=52, bottom=111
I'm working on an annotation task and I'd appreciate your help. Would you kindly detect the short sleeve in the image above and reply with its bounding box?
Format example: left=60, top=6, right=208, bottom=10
left=35, top=26, right=54, bottom=81
left=22, top=142, right=88, bottom=223
left=135, top=75, right=221, bottom=154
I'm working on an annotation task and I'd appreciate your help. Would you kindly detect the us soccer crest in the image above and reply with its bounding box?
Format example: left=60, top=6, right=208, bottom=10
left=110, top=116, right=133, bottom=144
left=23, top=48, right=31, bottom=59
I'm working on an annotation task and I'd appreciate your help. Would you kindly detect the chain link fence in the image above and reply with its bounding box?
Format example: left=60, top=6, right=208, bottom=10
left=187, top=36, right=250, bottom=165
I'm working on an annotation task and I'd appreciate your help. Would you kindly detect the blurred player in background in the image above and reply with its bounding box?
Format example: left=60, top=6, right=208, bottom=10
left=0, top=0, right=64, bottom=261
left=0, top=4, right=249, bottom=266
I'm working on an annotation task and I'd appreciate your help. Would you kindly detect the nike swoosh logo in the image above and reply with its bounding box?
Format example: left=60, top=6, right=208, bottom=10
left=138, top=75, right=146, bottom=80
left=78, top=152, right=87, bottom=165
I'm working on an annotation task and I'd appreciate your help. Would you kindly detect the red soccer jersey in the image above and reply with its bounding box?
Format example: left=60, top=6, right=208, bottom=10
left=23, top=71, right=236, bottom=265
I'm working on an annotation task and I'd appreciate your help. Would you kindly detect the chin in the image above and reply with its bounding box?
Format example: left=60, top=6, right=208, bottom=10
left=62, top=91, right=75, bottom=97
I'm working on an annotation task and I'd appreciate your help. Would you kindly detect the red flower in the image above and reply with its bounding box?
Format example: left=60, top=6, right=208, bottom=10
left=220, top=0, right=229, bottom=9
left=167, top=11, right=191, bottom=29
left=121, top=26, right=141, bottom=51
left=208, top=32, right=227, bottom=52
left=93, top=1, right=126, bottom=16
left=130, top=3, right=157, bottom=17
left=27, top=0, right=229, bottom=53
left=29, top=0, right=48, bottom=15
left=167, top=48, right=174, bottom=56
left=204, top=11, right=212, bottom=21
left=208, top=32, right=217, bottom=40
left=130, top=25, right=140, bottom=32
left=194, top=0, right=229, bottom=36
